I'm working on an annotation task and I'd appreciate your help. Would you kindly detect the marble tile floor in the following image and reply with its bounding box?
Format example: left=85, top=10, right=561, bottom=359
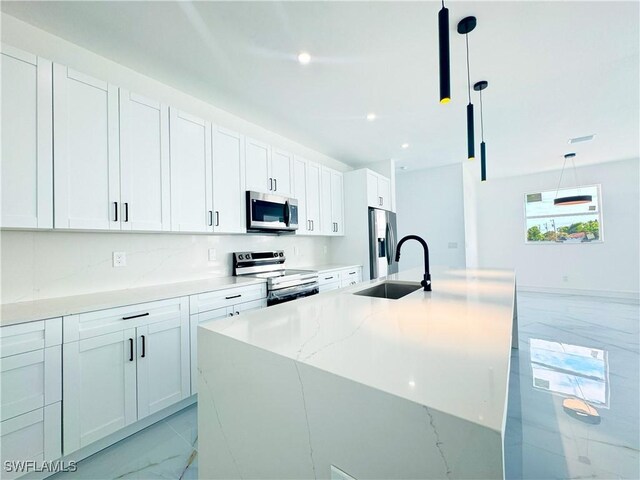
left=50, top=292, right=638, bottom=480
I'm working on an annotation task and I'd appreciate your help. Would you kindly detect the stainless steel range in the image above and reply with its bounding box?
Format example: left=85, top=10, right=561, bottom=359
left=233, top=250, right=319, bottom=306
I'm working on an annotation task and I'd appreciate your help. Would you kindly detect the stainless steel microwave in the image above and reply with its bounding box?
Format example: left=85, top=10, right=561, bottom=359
left=246, top=191, right=299, bottom=233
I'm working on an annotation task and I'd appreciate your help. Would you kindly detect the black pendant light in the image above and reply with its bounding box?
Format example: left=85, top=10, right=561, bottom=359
left=457, top=16, right=477, bottom=160
left=554, top=153, right=593, bottom=205
left=474, top=80, right=488, bottom=181
left=438, top=0, right=451, bottom=104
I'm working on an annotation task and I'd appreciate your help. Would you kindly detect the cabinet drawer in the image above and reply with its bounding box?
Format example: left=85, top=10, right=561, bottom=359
left=0, top=402, right=62, bottom=479
left=63, top=297, right=188, bottom=342
left=0, top=318, right=62, bottom=358
left=319, top=281, right=341, bottom=293
left=189, top=283, right=266, bottom=315
left=339, top=268, right=362, bottom=281
left=318, top=273, right=340, bottom=286
left=1, top=346, right=61, bottom=422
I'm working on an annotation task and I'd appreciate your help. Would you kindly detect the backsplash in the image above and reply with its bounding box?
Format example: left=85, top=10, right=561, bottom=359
left=0, top=231, right=331, bottom=303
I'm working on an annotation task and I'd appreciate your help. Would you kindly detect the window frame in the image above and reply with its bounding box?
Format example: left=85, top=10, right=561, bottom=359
left=523, top=184, right=604, bottom=245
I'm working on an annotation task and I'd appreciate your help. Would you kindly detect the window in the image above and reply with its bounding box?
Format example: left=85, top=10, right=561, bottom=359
left=524, top=185, right=602, bottom=243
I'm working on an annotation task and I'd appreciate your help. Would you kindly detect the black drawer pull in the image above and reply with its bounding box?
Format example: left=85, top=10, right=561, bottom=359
left=225, top=294, right=241, bottom=300
left=122, top=312, right=150, bottom=320
left=324, top=276, right=334, bottom=280
left=141, top=335, right=146, bottom=358
left=349, top=271, right=356, bottom=275
left=128, top=338, right=134, bottom=362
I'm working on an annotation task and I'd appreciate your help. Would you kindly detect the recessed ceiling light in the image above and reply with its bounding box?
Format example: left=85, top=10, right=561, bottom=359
left=568, top=134, right=595, bottom=144
left=297, top=52, right=311, bottom=65
left=401, top=143, right=409, bottom=149
left=366, top=113, right=377, bottom=121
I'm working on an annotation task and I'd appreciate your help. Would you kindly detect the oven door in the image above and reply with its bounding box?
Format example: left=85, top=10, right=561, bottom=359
left=247, top=191, right=298, bottom=232
left=267, top=282, right=319, bottom=306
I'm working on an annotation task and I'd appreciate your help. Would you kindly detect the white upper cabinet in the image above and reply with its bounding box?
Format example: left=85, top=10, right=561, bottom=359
left=320, top=167, right=344, bottom=236
left=119, top=90, right=170, bottom=232
left=169, top=108, right=213, bottom=233
left=1, top=45, right=53, bottom=229
left=366, top=170, right=392, bottom=211
left=212, top=126, right=245, bottom=234
left=245, top=137, right=270, bottom=193
left=293, top=158, right=309, bottom=235
left=293, top=157, right=322, bottom=235
left=306, top=162, right=322, bottom=234
left=270, top=149, right=293, bottom=196
left=331, top=170, right=344, bottom=235
left=245, top=138, right=293, bottom=196
left=53, top=64, right=120, bottom=230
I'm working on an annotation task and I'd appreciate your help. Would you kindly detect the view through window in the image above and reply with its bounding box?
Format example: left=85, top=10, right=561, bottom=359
left=524, top=185, right=602, bottom=243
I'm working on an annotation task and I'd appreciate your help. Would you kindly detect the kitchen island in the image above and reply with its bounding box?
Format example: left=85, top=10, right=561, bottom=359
left=197, top=268, right=518, bottom=479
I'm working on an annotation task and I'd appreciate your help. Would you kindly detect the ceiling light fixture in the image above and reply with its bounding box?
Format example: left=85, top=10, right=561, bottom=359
left=458, top=16, right=477, bottom=160
left=366, top=113, right=377, bottom=121
left=474, top=80, right=488, bottom=181
left=438, top=0, right=451, bottom=104
left=554, top=153, right=593, bottom=206
left=297, top=52, right=311, bottom=65
left=568, top=134, right=595, bottom=144
left=401, top=143, right=409, bottom=149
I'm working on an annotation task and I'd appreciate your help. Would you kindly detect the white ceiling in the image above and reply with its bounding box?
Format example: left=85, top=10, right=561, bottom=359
left=2, top=1, right=638, bottom=177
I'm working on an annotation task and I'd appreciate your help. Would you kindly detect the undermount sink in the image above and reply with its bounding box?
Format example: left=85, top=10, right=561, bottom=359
left=353, top=281, right=422, bottom=300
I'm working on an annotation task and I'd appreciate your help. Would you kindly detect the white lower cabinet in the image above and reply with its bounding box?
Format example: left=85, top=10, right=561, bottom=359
left=190, top=288, right=267, bottom=394
left=63, top=297, right=190, bottom=454
left=0, top=403, right=62, bottom=479
left=0, top=318, right=62, bottom=478
left=319, top=267, right=363, bottom=292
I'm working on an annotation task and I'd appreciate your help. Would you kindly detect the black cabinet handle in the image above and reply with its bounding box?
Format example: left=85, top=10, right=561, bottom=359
left=215, top=211, right=220, bottom=227
left=228, top=312, right=234, bottom=317
left=141, top=335, right=146, bottom=358
left=235, top=311, right=239, bottom=316
left=349, top=271, right=356, bottom=275
left=225, top=294, right=241, bottom=300
left=274, top=178, right=277, bottom=191
left=324, top=276, right=334, bottom=280
left=124, top=203, right=129, bottom=222
left=128, top=338, right=133, bottom=362
left=311, top=220, right=314, bottom=231
left=114, top=202, right=118, bottom=222
left=269, top=178, right=273, bottom=190
left=208, top=210, right=213, bottom=226
left=122, top=312, right=149, bottom=320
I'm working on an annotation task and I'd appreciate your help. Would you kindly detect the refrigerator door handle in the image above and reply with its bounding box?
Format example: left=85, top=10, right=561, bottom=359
left=386, top=222, right=395, bottom=266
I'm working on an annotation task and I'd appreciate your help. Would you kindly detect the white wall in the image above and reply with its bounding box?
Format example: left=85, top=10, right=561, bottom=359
left=0, top=231, right=330, bottom=303
left=475, top=158, right=639, bottom=297
left=395, top=164, right=466, bottom=271
left=0, top=14, right=347, bottom=304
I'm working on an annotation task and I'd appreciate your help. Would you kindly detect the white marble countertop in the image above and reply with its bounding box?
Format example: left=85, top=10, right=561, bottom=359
left=298, top=264, right=362, bottom=274
left=0, top=276, right=266, bottom=326
left=201, top=267, right=517, bottom=433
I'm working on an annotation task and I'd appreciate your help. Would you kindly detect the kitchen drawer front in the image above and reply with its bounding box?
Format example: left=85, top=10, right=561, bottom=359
left=189, top=283, right=266, bottom=315
left=0, top=402, right=62, bottom=479
left=339, top=268, right=362, bottom=283
left=319, top=281, right=341, bottom=293
left=318, top=272, right=340, bottom=286
left=0, top=318, right=62, bottom=358
left=1, top=346, right=61, bottom=422
left=63, top=297, right=189, bottom=342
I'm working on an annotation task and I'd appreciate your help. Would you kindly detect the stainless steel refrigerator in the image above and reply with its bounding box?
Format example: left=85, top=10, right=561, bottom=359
left=368, top=207, right=398, bottom=279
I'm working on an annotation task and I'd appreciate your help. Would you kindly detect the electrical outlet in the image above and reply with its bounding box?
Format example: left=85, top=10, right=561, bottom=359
left=293, top=246, right=300, bottom=256
left=113, top=251, right=127, bottom=267
left=448, top=242, right=458, bottom=249
left=323, top=245, right=328, bottom=255
left=208, top=248, right=217, bottom=262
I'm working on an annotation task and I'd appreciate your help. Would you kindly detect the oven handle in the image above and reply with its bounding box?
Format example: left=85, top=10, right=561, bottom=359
left=268, top=282, right=319, bottom=300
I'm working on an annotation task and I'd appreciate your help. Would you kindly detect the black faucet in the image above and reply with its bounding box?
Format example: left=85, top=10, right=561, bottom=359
left=395, top=235, right=431, bottom=291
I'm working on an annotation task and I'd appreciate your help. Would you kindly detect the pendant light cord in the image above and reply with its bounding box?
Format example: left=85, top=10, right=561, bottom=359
left=466, top=34, right=471, bottom=103
left=555, top=157, right=568, bottom=198
left=479, top=89, right=484, bottom=140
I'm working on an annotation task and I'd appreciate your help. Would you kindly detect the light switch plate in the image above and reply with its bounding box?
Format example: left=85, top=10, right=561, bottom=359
left=113, top=251, right=127, bottom=267
left=208, top=248, right=217, bottom=262
left=293, top=246, right=299, bottom=256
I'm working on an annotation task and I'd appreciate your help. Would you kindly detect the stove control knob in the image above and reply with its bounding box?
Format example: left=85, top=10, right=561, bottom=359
left=245, top=254, right=251, bottom=259
left=279, top=252, right=284, bottom=257
left=238, top=254, right=244, bottom=260
left=273, top=252, right=278, bottom=257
